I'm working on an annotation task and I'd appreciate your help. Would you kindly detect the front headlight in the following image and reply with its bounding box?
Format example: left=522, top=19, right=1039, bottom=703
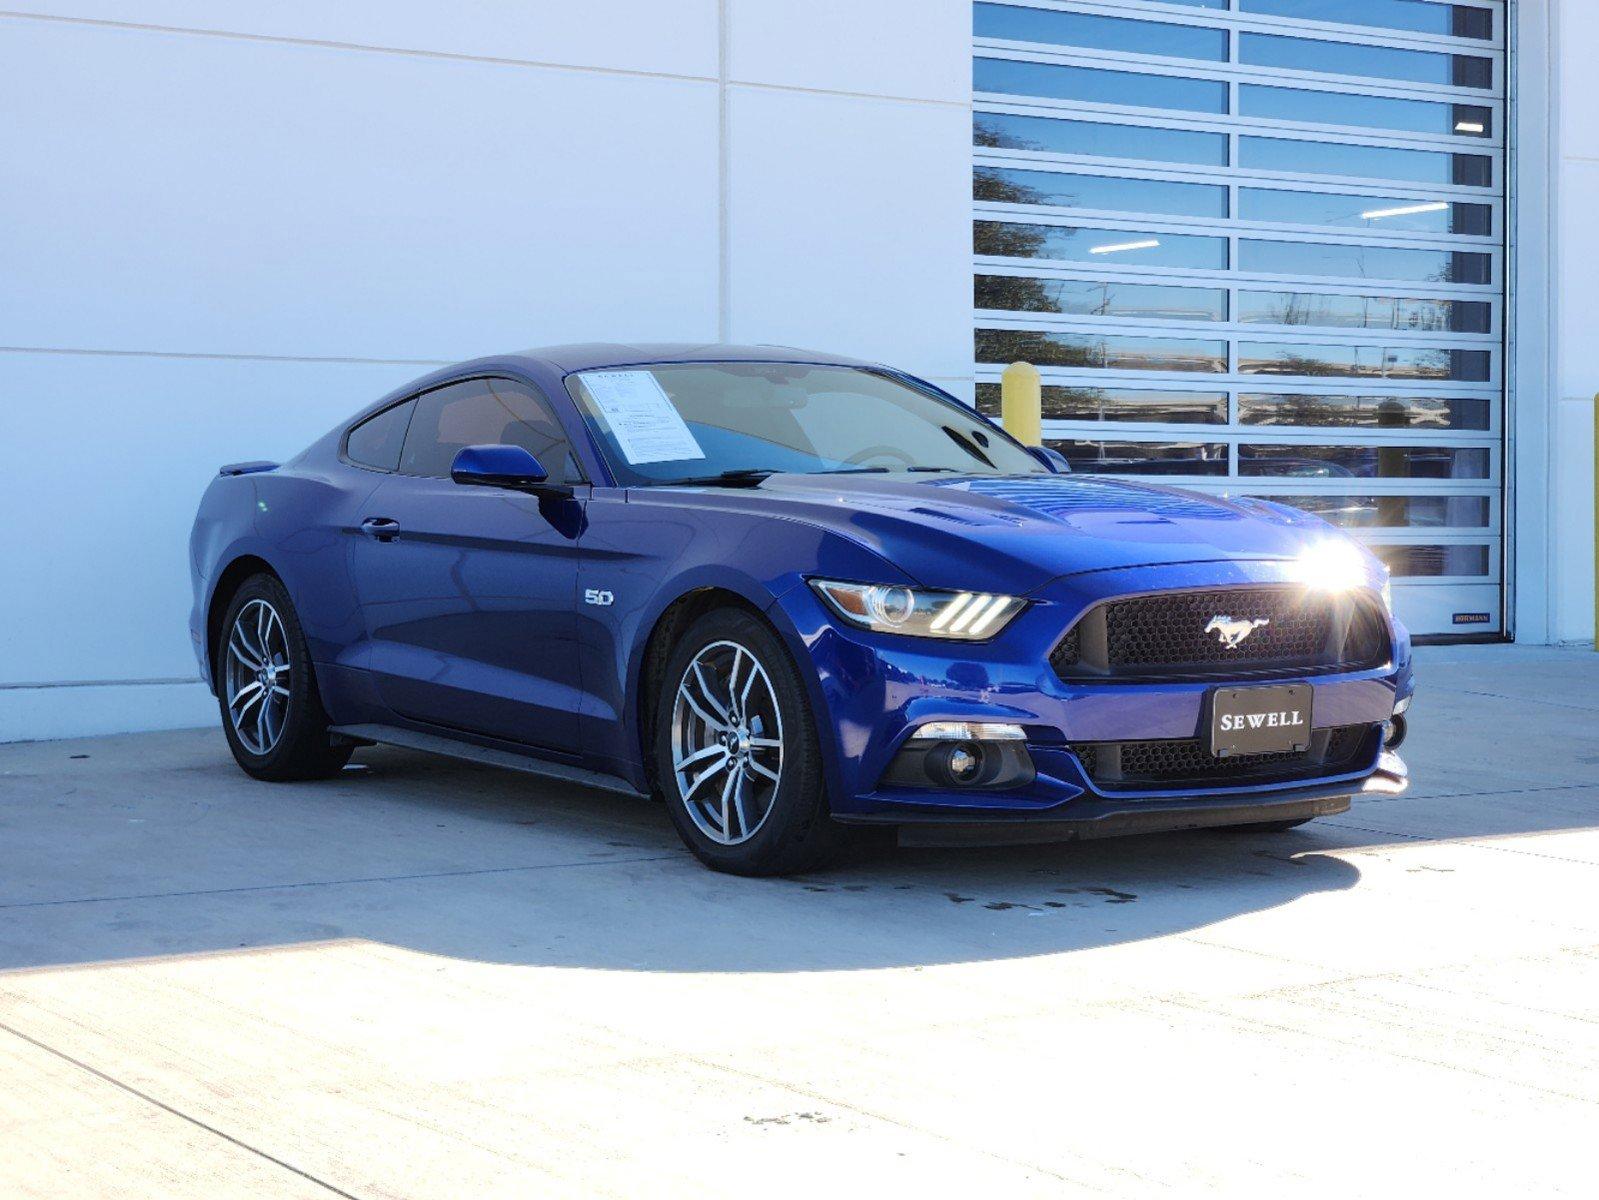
left=809, top=579, right=1026, bottom=640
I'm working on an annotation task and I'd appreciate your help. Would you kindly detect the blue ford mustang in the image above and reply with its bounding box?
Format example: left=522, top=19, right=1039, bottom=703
left=189, top=343, right=1412, bottom=875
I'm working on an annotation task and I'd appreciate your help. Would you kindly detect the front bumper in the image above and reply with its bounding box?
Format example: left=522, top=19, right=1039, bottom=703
left=772, top=560, right=1413, bottom=833
left=840, top=752, right=1407, bottom=846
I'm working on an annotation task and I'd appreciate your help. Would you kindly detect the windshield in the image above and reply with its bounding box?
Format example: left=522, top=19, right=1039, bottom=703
left=565, top=363, right=1048, bottom=486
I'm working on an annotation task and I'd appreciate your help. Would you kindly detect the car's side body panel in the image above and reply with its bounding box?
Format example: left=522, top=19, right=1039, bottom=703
left=348, top=476, right=589, bottom=754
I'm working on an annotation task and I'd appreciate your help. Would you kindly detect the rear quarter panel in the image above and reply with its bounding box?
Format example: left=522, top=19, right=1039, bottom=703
left=190, top=457, right=382, bottom=707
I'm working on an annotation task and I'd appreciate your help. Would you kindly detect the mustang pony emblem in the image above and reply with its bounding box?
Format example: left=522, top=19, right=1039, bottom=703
left=1206, top=615, right=1270, bottom=649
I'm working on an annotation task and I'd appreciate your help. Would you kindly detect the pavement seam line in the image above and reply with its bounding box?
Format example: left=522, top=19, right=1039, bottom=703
left=1150, top=992, right=1599, bottom=1108
left=0, top=1018, right=365, bottom=1200
left=1178, top=933, right=1599, bottom=1020
left=1452, top=687, right=1599, bottom=714
left=0, top=853, right=681, bottom=911
left=1321, top=819, right=1599, bottom=866
left=1355, top=781, right=1598, bottom=805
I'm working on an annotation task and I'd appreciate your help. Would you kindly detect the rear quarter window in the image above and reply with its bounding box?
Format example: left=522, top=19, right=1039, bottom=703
left=345, top=400, right=415, bottom=471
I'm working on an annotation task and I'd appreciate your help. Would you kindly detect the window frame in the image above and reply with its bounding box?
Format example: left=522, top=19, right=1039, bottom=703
left=341, top=374, right=590, bottom=484
left=340, top=396, right=418, bottom=475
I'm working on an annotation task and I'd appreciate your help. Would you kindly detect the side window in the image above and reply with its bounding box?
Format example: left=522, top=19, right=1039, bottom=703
left=344, top=399, right=415, bottom=471
left=398, top=378, right=581, bottom=482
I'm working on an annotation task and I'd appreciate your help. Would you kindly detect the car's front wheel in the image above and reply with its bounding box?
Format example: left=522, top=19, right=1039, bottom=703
left=653, top=609, right=839, bottom=876
left=216, top=574, right=352, bottom=781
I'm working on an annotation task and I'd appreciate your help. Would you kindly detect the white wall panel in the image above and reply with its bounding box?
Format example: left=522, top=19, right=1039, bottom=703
left=1550, top=397, right=1596, bottom=643
left=729, top=0, right=970, bottom=102
left=1553, top=0, right=1598, bottom=642
left=0, top=353, right=429, bottom=688
left=1558, top=1, right=1599, bottom=162
left=0, top=20, right=721, bottom=361
left=0, top=682, right=214, bottom=744
left=1556, top=161, right=1599, bottom=399
left=13, top=3, right=719, bottom=78
left=727, top=87, right=971, bottom=383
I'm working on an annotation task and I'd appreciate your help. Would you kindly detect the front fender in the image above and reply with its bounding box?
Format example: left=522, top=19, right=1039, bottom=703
left=575, top=492, right=914, bottom=791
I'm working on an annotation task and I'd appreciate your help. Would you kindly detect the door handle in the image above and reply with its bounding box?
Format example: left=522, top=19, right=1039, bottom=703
left=360, top=517, right=401, bottom=542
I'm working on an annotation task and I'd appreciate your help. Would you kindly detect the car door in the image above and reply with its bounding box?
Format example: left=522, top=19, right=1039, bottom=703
left=350, top=376, right=588, bottom=753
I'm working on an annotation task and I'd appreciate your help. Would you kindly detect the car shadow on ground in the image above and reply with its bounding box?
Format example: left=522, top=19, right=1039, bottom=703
left=0, top=736, right=1373, bottom=976
left=6, top=709, right=1598, bottom=978
left=8, top=647, right=1596, bottom=977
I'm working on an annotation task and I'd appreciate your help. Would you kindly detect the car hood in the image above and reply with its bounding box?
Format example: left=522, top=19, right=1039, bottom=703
left=659, top=472, right=1341, bottom=595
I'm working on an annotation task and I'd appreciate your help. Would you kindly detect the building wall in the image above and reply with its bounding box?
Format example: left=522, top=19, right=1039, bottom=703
left=1552, top=0, right=1598, bottom=643
left=0, top=2, right=971, bottom=741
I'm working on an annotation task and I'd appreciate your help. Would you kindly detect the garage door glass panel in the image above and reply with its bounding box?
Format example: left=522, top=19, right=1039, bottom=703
left=1239, top=444, right=1491, bottom=478
left=974, top=113, right=1229, bottom=166
left=977, top=384, right=1228, bottom=423
left=1375, top=544, right=1491, bottom=577
left=1268, top=494, right=1492, bottom=528
left=974, top=4, right=1228, bottom=60
left=1239, top=189, right=1490, bottom=235
left=1240, top=0, right=1493, bottom=40
left=1239, top=392, right=1493, bottom=430
left=976, top=221, right=1229, bottom=269
left=975, top=167, right=1230, bottom=217
left=974, top=58, right=1229, bottom=112
left=1241, top=86, right=1494, bottom=139
left=975, top=275, right=1228, bottom=321
left=1049, top=439, right=1229, bottom=474
left=1238, top=342, right=1491, bottom=381
left=1240, top=33, right=1493, bottom=89
left=976, top=329, right=1228, bottom=372
left=1237, top=291, right=1492, bottom=334
left=1239, top=240, right=1491, bottom=285
left=1241, top=137, right=1492, bottom=186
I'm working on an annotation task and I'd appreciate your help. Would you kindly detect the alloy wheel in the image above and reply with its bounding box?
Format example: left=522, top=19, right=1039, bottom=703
left=225, top=598, right=292, bottom=755
left=670, top=639, right=785, bottom=845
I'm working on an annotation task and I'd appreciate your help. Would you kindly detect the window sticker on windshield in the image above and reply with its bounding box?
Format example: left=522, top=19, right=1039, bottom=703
left=581, top=371, right=706, bottom=465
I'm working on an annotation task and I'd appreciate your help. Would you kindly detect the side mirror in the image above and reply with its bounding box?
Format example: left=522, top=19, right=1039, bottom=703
left=450, top=444, right=572, bottom=497
left=1028, top=445, right=1072, bottom=474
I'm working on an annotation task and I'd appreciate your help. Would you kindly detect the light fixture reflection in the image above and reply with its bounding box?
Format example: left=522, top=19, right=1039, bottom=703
left=1089, top=238, right=1160, bottom=255
left=1454, top=120, right=1485, bottom=133
left=1360, top=201, right=1449, bottom=221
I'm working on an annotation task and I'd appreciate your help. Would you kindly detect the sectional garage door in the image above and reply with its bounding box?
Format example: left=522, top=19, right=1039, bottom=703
left=972, top=0, right=1506, bottom=637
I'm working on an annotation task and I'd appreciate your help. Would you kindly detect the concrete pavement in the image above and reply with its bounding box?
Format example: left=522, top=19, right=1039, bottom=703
left=1, top=645, right=1596, bottom=1196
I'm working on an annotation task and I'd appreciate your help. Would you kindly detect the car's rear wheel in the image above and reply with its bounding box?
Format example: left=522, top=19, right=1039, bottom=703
left=653, top=609, right=839, bottom=876
left=216, top=574, right=352, bottom=781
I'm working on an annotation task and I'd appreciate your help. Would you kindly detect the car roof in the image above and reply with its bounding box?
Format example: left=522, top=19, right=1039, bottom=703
left=504, top=342, right=880, bottom=373
left=329, top=342, right=900, bottom=451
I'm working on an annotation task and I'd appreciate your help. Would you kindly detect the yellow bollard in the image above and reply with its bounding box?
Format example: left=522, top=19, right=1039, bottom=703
left=1001, top=361, right=1042, bottom=447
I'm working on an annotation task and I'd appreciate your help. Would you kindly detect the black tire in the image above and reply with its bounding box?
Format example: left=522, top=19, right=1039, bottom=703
left=652, top=608, right=841, bottom=876
left=215, top=573, right=352, bottom=781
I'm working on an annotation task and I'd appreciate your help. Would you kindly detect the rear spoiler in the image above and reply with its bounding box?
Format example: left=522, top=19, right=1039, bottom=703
left=218, top=460, right=279, bottom=477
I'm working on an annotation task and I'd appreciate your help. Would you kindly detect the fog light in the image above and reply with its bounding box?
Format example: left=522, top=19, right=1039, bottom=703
left=1383, top=712, right=1408, bottom=750
left=928, top=740, right=987, bottom=787
left=1393, top=693, right=1412, bottom=716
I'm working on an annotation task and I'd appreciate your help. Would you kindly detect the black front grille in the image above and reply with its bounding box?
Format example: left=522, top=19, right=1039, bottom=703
left=1075, top=724, right=1375, bottom=791
left=1051, top=586, right=1389, bottom=681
